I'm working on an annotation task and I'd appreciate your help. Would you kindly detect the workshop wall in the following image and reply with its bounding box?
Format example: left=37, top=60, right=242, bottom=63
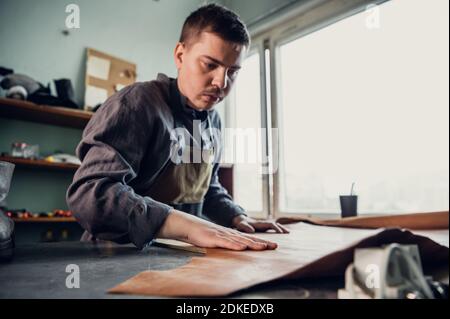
left=224, top=0, right=303, bottom=28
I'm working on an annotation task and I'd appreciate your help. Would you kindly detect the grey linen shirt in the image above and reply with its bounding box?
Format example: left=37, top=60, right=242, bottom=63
left=66, top=74, right=246, bottom=249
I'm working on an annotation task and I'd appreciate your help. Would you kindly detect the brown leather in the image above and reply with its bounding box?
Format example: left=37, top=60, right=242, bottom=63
left=277, top=211, right=449, bottom=230
left=109, top=212, right=449, bottom=297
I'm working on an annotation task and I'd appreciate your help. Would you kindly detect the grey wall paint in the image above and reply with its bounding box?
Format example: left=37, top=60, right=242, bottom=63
left=223, top=0, right=302, bottom=26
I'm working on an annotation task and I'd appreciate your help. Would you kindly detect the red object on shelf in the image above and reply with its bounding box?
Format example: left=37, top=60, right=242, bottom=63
left=6, top=208, right=73, bottom=219
left=53, top=209, right=73, bottom=218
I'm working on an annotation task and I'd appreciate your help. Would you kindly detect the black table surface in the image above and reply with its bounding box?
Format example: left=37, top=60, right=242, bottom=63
left=0, top=241, right=342, bottom=299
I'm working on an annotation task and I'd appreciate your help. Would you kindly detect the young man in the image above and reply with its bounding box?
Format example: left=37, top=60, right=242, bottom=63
left=66, top=4, right=288, bottom=251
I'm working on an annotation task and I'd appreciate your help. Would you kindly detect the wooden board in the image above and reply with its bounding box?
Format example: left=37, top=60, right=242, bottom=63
left=84, top=48, right=137, bottom=111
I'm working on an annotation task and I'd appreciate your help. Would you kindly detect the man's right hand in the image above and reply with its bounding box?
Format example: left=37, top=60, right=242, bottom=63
left=156, top=210, right=277, bottom=251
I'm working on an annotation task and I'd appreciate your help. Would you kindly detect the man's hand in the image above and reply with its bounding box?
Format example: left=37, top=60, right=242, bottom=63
left=232, top=215, right=290, bottom=234
left=157, top=210, right=278, bottom=251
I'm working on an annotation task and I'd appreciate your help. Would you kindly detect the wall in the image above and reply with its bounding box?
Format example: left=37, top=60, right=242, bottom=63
left=223, top=0, right=304, bottom=28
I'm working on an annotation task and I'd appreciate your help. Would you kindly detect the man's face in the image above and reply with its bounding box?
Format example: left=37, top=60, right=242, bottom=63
left=174, top=31, right=247, bottom=111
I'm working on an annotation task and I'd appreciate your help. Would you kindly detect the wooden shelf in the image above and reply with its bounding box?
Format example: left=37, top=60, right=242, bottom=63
left=12, top=217, right=77, bottom=223
left=0, top=156, right=79, bottom=172
left=0, top=97, right=92, bottom=129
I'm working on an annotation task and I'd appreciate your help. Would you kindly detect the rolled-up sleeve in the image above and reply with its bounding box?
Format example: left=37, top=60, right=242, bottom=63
left=66, top=86, right=172, bottom=249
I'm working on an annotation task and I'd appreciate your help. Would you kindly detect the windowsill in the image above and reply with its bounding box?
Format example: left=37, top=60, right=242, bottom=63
left=276, top=212, right=401, bottom=219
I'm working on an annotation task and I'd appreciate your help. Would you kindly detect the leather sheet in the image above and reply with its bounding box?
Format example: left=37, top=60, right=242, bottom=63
left=277, top=211, right=449, bottom=230
left=109, top=212, right=449, bottom=297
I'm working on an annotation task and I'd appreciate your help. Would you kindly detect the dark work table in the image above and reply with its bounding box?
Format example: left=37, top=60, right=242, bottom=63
left=0, top=241, right=342, bottom=299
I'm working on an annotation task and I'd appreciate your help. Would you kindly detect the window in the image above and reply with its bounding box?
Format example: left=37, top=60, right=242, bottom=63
left=276, top=0, right=449, bottom=215
left=232, top=0, right=449, bottom=217
left=227, top=52, right=265, bottom=217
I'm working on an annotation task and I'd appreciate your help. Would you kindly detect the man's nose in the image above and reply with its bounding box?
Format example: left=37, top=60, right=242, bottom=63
left=211, top=68, right=228, bottom=90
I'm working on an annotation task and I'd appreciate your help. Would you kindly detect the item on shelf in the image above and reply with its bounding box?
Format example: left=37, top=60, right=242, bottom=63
left=53, top=209, right=73, bottom=218
left=20, top=211, right=34, bottom=219
left=0, top=73, right=41, bottom=99
left=0, top=68, right=80, bottom=109
left=45, top=153, right=81, bottom=165
left=54, top=78, right=78, bottom=108
left=5, top=209, right=33, bottom=219
left=11, top=142, right=27, bottom=158
left=28, top=84, right=79, bottom=109
left=10, top=142, right=39, bottom=159
left=5, top=85, right=28, bottom=100
left=38, top=212, right=53, bottom=218
left=23, top=144, right=39, bottom=159
left=5, top=208, right=73, bottom=219
left=0, top=67, right=14, bottom=77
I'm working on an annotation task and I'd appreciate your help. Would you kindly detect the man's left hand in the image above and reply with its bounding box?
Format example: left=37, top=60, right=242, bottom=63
left=232, top=215, right=290, bottom=234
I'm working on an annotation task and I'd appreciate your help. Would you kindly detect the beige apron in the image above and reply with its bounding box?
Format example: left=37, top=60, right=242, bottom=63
left=146, top=117, right=216, bottom=206
left=146, top=148, right=214, bottom=205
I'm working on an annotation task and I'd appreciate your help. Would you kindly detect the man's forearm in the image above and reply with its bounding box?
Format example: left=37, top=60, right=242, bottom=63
left=155, top=209, right=278, bottom=251
left=156, top=209, right=192, bottom=241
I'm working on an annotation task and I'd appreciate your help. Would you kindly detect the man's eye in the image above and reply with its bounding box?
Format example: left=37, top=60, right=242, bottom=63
left=228, top=69, right=239, bottom=78
left=204, top=62, right=216, bottom=70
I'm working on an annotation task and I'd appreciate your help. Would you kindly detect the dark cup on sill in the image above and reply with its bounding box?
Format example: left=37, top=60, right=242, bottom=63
left=340, top=195, right=358, bottom=218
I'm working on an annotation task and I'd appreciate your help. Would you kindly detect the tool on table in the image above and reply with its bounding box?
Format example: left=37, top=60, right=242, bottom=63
left=338, top=243, right=448, bottom=299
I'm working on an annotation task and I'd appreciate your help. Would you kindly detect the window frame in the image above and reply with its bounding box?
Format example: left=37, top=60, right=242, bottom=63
left=226, top=41, right=272, bottom=218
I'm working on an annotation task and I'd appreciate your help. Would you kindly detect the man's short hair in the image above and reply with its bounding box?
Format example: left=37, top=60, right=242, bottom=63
left=180, top=4, right=250, bottom=47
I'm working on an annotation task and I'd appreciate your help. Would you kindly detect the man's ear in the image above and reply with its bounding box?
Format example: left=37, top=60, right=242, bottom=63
left=174, top=42, right=185, bottom=70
